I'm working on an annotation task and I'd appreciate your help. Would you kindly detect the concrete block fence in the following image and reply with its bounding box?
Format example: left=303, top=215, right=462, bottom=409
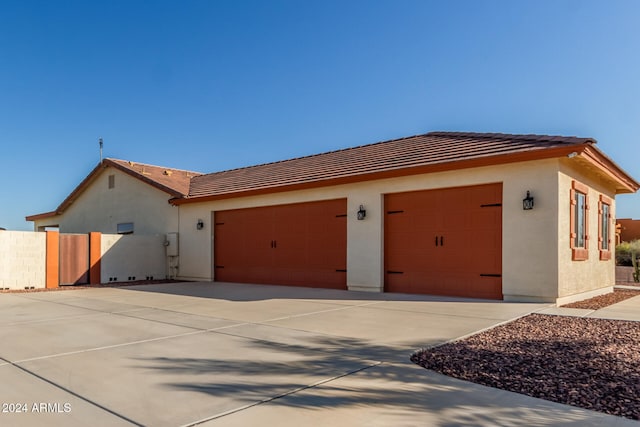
left=0, top=231, right=47, bottom=289
left=0, top=230, right=167, bottom=290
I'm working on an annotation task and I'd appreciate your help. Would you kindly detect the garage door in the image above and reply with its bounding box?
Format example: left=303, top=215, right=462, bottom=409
left=214, top=199, right=347, bottom=289
left=385, top=183, right=502, bottom=299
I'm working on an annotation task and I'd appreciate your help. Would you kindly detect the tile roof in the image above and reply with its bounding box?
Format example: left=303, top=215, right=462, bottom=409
left=180, top=131, right=597, bottom=202
left=107, top=158, right=200, bottom=198
left=27, top=131, right=639, bottom=221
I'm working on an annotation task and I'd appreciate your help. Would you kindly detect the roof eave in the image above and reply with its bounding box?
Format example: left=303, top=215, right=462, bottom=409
left=25, top=210, right=60, bottom=221
left=53, top=162, right=107, bottom=214
left=579, top=146, right=640, bottom=194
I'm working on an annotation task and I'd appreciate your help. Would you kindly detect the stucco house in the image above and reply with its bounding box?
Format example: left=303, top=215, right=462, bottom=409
left=27, top=158, right=201, bottom=235
left=27, top=131, right=639, bottom=304
left=616, top=218, right=640, bottom=243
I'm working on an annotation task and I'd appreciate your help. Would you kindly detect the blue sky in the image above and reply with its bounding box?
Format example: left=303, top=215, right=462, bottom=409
left=1, top=0, right=640, bottom=230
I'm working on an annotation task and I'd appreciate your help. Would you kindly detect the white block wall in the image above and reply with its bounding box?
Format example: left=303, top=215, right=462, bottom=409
left=0, top=231, right=46, bottom=289
left=101, top=234, right=167, bottom=282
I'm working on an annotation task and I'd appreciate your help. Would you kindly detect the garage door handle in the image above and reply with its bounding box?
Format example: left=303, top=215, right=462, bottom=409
left=435, top=236, right=438, bottom=246
left=387, top=271, right=404, bottom=274
left=440, top=236, right=444, bottom=246
left=480, top=274, right=501, bottom=277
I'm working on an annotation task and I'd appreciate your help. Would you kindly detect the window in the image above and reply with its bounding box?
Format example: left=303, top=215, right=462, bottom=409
left=108, top=175, right=115, bottom=189
left=570, top=181, right=589, bottom=261
left=598, top=195, right=613, bottom=260
left=117, top=222, right=134, bottom=235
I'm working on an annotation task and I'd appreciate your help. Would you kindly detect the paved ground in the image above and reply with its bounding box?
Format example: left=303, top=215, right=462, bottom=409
left=0, top=282, right=638, bottom=426
left=538, top=290, right=640, bottom=321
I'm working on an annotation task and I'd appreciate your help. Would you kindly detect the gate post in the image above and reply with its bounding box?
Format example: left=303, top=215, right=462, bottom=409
left=89, top=232, right=101, bottom=285
left=45, top=230, right=59, bottom=289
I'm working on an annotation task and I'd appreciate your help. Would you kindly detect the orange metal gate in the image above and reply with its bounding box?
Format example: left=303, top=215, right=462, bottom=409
left=384, top=183, right=502, bottom=299
left=214, top=199, right=347, bottom=289
left=59, top=234, right=89, bottom=285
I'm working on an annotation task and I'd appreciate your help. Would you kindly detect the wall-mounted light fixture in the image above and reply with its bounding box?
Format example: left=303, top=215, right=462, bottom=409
left=357, top=205, right=367, bottom=220
left=522, top=191, right=534, bottom=210
left=196, top=219, right=204, bottom=230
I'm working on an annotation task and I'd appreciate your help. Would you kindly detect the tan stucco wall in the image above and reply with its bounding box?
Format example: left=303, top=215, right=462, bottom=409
left=33, top=167, right=179, bottom=236
left=556, top=159, right=617, bottom=304
left=177, top=159, right=566, bottom=301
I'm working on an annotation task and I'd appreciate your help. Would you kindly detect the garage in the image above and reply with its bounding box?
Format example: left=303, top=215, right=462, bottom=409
left=384, top=183, right=502, bottom=299
left=214, top=199, right=347, bottom=289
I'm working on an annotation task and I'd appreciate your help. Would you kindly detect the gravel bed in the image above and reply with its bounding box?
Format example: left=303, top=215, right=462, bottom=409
left=561, top=289, right=640, bottom=310
left=411, top=313, right=640, bottom=420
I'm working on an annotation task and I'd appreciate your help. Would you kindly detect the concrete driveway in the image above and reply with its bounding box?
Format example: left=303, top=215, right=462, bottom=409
left=0, top=282, right=636, bottom=426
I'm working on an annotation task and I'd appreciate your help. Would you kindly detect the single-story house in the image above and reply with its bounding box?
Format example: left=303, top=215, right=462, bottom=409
left=28, top=131, right=639, bottom=304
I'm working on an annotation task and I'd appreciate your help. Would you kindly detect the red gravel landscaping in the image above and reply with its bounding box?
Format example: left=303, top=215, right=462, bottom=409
left=411, top=314, right=640, bottom=420
left=561, top=289, right=640, bottom=310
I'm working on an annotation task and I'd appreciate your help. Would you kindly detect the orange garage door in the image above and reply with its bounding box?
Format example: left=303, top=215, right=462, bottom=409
left=385, top=183, right=502, bottom=299
left=214, top=199, right=347, bottom=289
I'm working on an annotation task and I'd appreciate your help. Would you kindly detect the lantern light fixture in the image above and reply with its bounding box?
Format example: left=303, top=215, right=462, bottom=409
left=523, top=191, right=534, bottom=210
left=357, top=205, right=367, bottom=220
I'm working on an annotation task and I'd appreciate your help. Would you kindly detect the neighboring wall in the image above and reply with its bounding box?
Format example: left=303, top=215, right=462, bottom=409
left=0, top=231, right=46, bottom=289
left=33, top=166, right=180, bottom=236
left=617, top=218, right=640, bottom=243
left=176, top=159, right=562, bottom=301
left=101, top=234, right=167, bottom=282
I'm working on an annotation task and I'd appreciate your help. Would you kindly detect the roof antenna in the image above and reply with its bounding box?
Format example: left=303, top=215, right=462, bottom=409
left=99, top=137, right=104, bottom=164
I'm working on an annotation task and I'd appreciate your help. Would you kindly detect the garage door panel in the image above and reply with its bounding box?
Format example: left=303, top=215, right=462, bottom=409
left=385, top=183, right=502, bottom=299
left=214, top=199, right=346, bottom=289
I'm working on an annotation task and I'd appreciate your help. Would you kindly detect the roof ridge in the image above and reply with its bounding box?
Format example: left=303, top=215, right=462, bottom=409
left=427, top=131, right=596, bottom=144
left=106, top=158, right=203, bottom=175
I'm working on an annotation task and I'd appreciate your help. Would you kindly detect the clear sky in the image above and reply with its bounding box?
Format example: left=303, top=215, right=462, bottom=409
left=1, top=0, right=640, bottom=230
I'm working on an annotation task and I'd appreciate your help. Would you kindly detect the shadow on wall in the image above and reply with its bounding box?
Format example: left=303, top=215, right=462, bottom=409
left=100, top=234, right=169, bottom=283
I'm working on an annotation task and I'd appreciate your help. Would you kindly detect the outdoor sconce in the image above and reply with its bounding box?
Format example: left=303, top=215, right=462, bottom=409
left=196, top=219, right=204, bottom=230
left=357, top=205, right=367, bottom=220
left=522, top=191, right=534, bottom=210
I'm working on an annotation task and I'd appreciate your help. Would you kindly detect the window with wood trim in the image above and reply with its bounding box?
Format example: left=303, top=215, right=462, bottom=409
left=570, top=181, right=589, bottom=261
left=598, top=194, right=613, bottom=260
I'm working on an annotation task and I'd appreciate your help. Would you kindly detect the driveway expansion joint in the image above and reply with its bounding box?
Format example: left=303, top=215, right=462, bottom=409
left=0, top=356, right=143, bottom=426
left=179, top=361, right=384, bottom=427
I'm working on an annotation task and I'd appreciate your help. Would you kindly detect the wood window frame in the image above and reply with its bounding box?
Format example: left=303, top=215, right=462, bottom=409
left=569, top=181, right=589, bottom=261
left=598, top=194, right=613, bottom=261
